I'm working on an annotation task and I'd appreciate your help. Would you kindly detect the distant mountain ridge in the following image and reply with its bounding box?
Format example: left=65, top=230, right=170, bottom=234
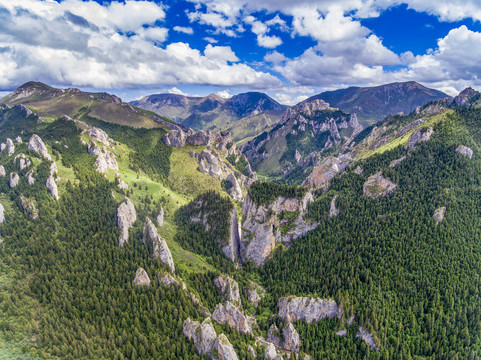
left=307, top=81, right=450, bottom=124
left=131, top=91, right=287, bottom=142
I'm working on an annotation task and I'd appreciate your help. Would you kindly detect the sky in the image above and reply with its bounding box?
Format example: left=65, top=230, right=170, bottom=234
left=1, top=0, right=481, bottom=105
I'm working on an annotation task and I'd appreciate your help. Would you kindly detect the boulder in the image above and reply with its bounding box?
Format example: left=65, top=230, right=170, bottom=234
left=433, top=207, right=446, bottom=225
left=212, top=301, right=252, bottom=334
left=406, top=127, right=433, bottom=148
left=132, top=268, right=150, bottom=287
left=117, top=197, right=137, bottom=247
left=27, top=170, right=35, bottom=185
left=278, top=297, right=342, bottom=324
left=456, top=145, right=473, bottom=159
left=6, top=138, right=14, bottom=156
left=9, top=173, right=19, bottom=188
left=46, top=175, right=59, bottom=200
left=214, top=275, right=241, bottom=306
left=363, top=173, right=396, bottom=198
left=143, top=217, right=175, bottom=273
left=0, top=203, right=4, bottom=224
left=213, top=333, right=239, bottom=360
left=329, top=195, right=339, bottom=218
left=15, top=136, right=22, bottom=143
left=225, top=173, right=243, bottom=201
left=157, top=207, right=164, bottom=226
left=28, top=134, right=51, bottom=160
left=283, top=323, right=301, bottom=352
left=0, top=166, right=5, bottom=177
left=19, top=195, right=38, bottom=220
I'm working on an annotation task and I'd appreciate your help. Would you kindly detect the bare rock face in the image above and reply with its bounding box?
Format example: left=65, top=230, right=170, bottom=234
left=117, top=179, right=129, bottom=190
left=27, top=170, right=35, bottom=185
left=9, top=173, right=19, bottom=188
left=456, top=145, right=473, bottom=159
left=389, top=156, right=407, bottom=168
left=363, top=173, right=396, bottom=198
left=356, top=327, right=378, bottom=351
left=264, top=343, right=278, bottom=360
left=0, top=166, right=5, bottom=177
left=28, top=134, right=51, bottom=160
left=454, top=87, right=479, bottom=107
left=46, top=175, right=59, bottom=200
left=223, top=208, right=241, bottom=263
left=20, top=195, right=38, bottom=220
left=213, top=334, right=239, bottom=360
left=240, top=192, right=316, bottom=266
left=433, top=207, right=446, bottom=225
left=183, top=318, right=218, bottom=356
left=157, top=207, right=164, bottom=226
left=354, top=165, right=363, bottom=175
left=406, top=127, right=433, bottom=148
left=336, top=330, right=347, bottom=336
left=143, top=217, right=175, bottom=273
left=6, top=138, right=14, bottom=156
left=283, top=323, right=301, bottom=352
left=214, top=275, right=241, bottom=306
left=225, top=173, right=243, bottom=201
left=88, top=141, right=118, bottom=173
left=86, top=126, right=110, bottom=145
left=212, top=301, right=252, bottom=334
left=196, top=150, right=223, bottom=179
left=267, top=324, right=282, bottom=347
left=15, top=136, right=22, bottom=143
left=50, top=161, right=58, bottom=175
left=247, top=282, right=265, bottom=307
left=303, top=155, right=351, bottom=188
left=278, top=297, right=342, bottom=324
left=0, top=203, right=5, bottom=224
left=87, top=140, right=102, bottom=156
left=117, top=197, right=137, bottom=247
left=132, top=268, right=150, bottom=287
left=329, top=195, right=339, bottom=218
left=163, top=129, right=187, bottom=147
left=157, top=272, right=186, bottom=289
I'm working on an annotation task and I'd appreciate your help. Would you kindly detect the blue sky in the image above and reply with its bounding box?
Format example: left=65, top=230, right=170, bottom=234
left=1, top=0, right=481, bottom=104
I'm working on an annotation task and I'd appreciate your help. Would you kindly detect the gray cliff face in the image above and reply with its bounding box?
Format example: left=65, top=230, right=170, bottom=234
left=46, top=175, right=59, bottom=200
left=6, top=138, right=15, bottom=156
left=225, top=173, right=243, bottom=201
left=20, top=195, right=38, bottom=220
left=356, top=327, right=378, bottom=351
left=264, top=343, right=278, bottom=360
left=267, top=324, right=282, bottom=347
left=0, top=166, right=5, bottom=177
left=302, top=155, right=351, bottom=188
left=117, top=197, right=137, bottom=247
left=27, top=170, right=35, bottom=185
left=163, top=129, right=232, bottom=149
left=212, top=301, right=253, bottom=334
left=88, top=141, right=118, bottom=173
left=433, top=207, right=446, bottom=225
left=183, top=318, right=239, bottom=360
left=0, top=203, right=4, bottom=224
left=143, top=217, right=175, bottom=273
left=247, top=282, right=265, bottom=307
left=278, top=297, right=343, bottom=324
left=157, top=207, right=164, bottom=226
left=28, top=134, right=51, bottom=160
left=329, top=195, right=339, bottom=218
left=456, top=145, right=473, bottom=159
left=214, top=275, right=241, bottom=306
left=132, top=268, right=150, bottom=287
left=282, top=323, right=301, bottom=352
left=406, top=127, right=433, bottom=148
left=222, top=208, right=241, bottom=263
left=9, top=173, right=19, bottom=188
left=363, top=172, right=397, bottom=198
left=240, top=192, right=316, bottom=266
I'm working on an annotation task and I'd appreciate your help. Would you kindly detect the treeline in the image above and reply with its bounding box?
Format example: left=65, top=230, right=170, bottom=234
left=248, top=181, right=307, bottom=206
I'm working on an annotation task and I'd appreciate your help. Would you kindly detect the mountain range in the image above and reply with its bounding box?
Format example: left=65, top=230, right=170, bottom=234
left=1, top=81, right=481, bottom=360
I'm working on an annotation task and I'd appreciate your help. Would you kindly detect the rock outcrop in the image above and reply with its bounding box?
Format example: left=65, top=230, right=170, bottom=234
left=240, top=192, right=316, bottom=266
left=456, top=145, right=473, bottom=159
left=9, top=173, right=19, bottom=188
left=117, top=197, right=137, bottom=247
left=15, top=136, right=22, bottom=143
left=191, top=149, right=223, bottom=179
left=0, top=203, right=4, bottom=224
left=88, top=141, right=118, bottom=173
left=183, top=317, right=239, bottom=360
left=132, top=268, right=150, bottom=287
left=267, top=324, right=282, bottom=347
left=157, top=272, right=186, bottom=290
left=143, top=217, right=175, bottom=273
left=117, top=179, right=129, bottom=190
left=0, top=166, right=5, bottom=177
left=247, top=282, right=265, bottom=307
left=6, top=138, right=14, bottom=156
left=214, top=275, right=241, bottom=306
left=363, top=173, right=396, bottom=198
left=157, top=207, right=164, bottom=226
left=50, top=161, right=58, bottom=176
left=27, top=170, right=35, bottom=185
left=28, top=134, right=51, bottom=160
left=223, top=208, right=241, bottom=263
left=283, top=323, right=301, bottom=352
left=46, top=175, right=59, bottom=200
left=302, top=155, right=351, bottom=188
left=163, top=129, right=188, bottom=147
left=212, top=301, right=252, bottom=334
left=356, top=327, right=378, bottom=351
left=329, top=195, right=339, bottom=218
left=264, top=343, right=278, bottom=360
left=19, top=195, right=38, bottom=220
left=453, top=87, right=479, bottom=107
left=225, top=173, right=243, bottom=201
left=278, top=297, right=342, bottom=324
left=86, top=126, right=110, bottom=145
left=406, top=127, right=433, bottom=148
left=433, top=207, right=446, bottom=225
left=389, top=156, right=407, bottom=168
